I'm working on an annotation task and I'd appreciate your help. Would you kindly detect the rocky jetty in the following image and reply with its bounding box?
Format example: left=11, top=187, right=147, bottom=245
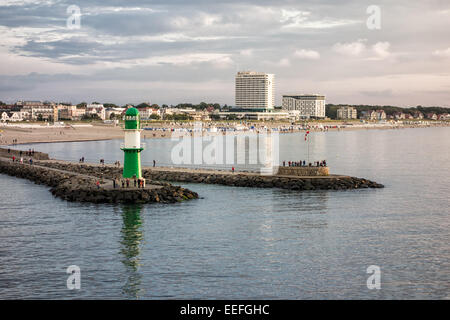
left=0, top=147, right=49, bottom=160
left=145, top=170, right=384, bottom=191
left=0, top=159, right=198, bottom=204
left=34, top=161, right=384, bottom=191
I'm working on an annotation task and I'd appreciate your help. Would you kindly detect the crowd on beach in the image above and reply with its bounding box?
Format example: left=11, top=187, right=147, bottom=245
left=282, top=160, right=327, bottom=167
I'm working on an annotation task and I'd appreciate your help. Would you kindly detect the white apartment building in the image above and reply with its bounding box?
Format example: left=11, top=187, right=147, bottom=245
left=20, top=104, right=56, bottom=120
left=139, top=108, right=161, bottom=119
left=58, top=105, right=85, bottom=120
left=337, top=106, right=357, bottom=120
left=235, top=71, right=275, bottom=111
left=105, top=107, right=125, bottom=120
left=282, top=94, right=326, bottom=119
left=86, top=104, right=105, bottom=120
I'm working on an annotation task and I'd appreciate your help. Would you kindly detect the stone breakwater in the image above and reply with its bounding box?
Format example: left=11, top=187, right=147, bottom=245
left=0, top=159, right=198, bottom=204
left=34, top=161, right=384, bottom=191
left=0, top=147, right=49, bottom=160
left=146, top=170, right=384, bottom=190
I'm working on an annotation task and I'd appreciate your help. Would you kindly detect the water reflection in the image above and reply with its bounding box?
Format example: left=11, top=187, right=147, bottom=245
left=120, top=204, right=144, bottom=299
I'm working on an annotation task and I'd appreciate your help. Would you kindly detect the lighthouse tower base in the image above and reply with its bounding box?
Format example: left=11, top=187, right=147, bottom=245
left=122, top=148, right=143, bottom=178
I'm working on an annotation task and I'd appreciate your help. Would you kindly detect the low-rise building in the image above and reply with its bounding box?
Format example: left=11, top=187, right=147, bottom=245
left=413, top=111, right=424, bottom=119
left=105, top=107, right=125, bottom=120
left=393, top=112, right=406, bottom=120
left=426, top=113, right=438, bottom=120
left=1, top=111, right=23, bottom=122
left=282, top=94, right=326, bottom=119
left=375, top=110, right=387, bottom=120
left=337, top=106, right=357, bottom=120
left=361, top=110, right=386, bottom=121
left=86, top=104, right=105, bottom=120
left=404, top=113, right=413, bottom=120
left=139, top=107, right=161, bottom=120
left=58, top=105, right=81, bottom=120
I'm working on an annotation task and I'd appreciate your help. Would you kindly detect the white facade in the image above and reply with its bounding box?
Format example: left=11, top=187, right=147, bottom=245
left=86, top=104, right=106, bottom=120
left=235, top=71, right=275, bottom=110
left=337, top=106, right=357, bottom=120
left=282, top=94, right=326, bottom=118
left=20, top=105, right=55, bottom=120
left=1, top=112, right=23, bottom=122
left=1, top=112, right=9, bottom=122
left=105, top=107, right=125, bottom=120
left=139, top=108, right=161, bottom=119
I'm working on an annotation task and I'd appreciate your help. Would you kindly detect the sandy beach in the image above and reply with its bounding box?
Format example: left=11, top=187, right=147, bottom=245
left=0, top=120, right=448, bottom=146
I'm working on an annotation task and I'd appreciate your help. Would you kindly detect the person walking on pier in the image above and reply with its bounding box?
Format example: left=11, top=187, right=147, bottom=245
left=113, top=179, right=116, bottom=189
left=153, top=160, right=156, bottom=167
left=12, top=156, right=15, bottom=162
left=96, top=181, right=100, bottom=189
left=126, top=178, right=130, bottom=188
left=121, top=180, right=125, bottom=188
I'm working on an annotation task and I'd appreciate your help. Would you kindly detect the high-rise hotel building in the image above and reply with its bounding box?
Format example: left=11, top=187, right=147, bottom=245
left=235, top=71, right=275, bottom=111
left=282, top=94, right=326, bottom=119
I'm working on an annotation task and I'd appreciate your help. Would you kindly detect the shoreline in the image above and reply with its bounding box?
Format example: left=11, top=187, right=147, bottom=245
left=1, top=121, right=449, bottom=146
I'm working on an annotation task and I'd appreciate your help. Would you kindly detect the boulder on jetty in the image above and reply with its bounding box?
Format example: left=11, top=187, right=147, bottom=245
left=0, top=159, right=198, bottom=204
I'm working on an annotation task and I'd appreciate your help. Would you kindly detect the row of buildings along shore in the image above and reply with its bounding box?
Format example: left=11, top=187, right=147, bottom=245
left=0, top=101, right=215, bottom=122
left=335, top=106, right=449, bottom=121
left=1, top=71, right=449, bottom=122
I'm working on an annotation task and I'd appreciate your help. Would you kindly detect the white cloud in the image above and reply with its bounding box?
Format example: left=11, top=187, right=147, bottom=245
left=82, top=6, right=163, bottom=16
left=0, top=0, right=55, bottom=7
left=280, top=9, right=310, bottom=26
left=280, top=9, right=360, bottom=29
left=372, top=42, right=391, bottom=59
left=333, top=41, right=366, bottom=56
left=97, top=53, right=233, bottom=69
left=240, top=49, right=253, bottom=57
left=279, top=58, right=290, bottom=66
left=294, top=49, right=320, bottom=60
left=433, top=47, right=450, bottom=57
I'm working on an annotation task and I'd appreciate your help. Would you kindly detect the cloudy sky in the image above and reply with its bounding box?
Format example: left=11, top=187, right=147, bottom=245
left=1, top=0, right=449, bottom=106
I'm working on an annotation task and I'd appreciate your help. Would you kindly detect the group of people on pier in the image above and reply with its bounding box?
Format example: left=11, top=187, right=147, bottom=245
left=11, top=156, right=33, bottom=165
left=282, top=160, right=327, bottom=167
left=7, top=148, right=35, bottom=157
left=111, top=175, right=146, bottom=189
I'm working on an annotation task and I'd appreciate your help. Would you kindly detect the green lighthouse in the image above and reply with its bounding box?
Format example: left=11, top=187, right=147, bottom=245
left=121, top=107, right=144, bottom=179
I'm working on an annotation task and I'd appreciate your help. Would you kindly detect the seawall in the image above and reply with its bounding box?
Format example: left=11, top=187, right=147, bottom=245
left=277, top=166, right=329, bottom=176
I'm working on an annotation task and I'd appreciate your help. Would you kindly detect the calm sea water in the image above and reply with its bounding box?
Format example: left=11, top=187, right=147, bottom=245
left=1, top=127, right=449, bottom=299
